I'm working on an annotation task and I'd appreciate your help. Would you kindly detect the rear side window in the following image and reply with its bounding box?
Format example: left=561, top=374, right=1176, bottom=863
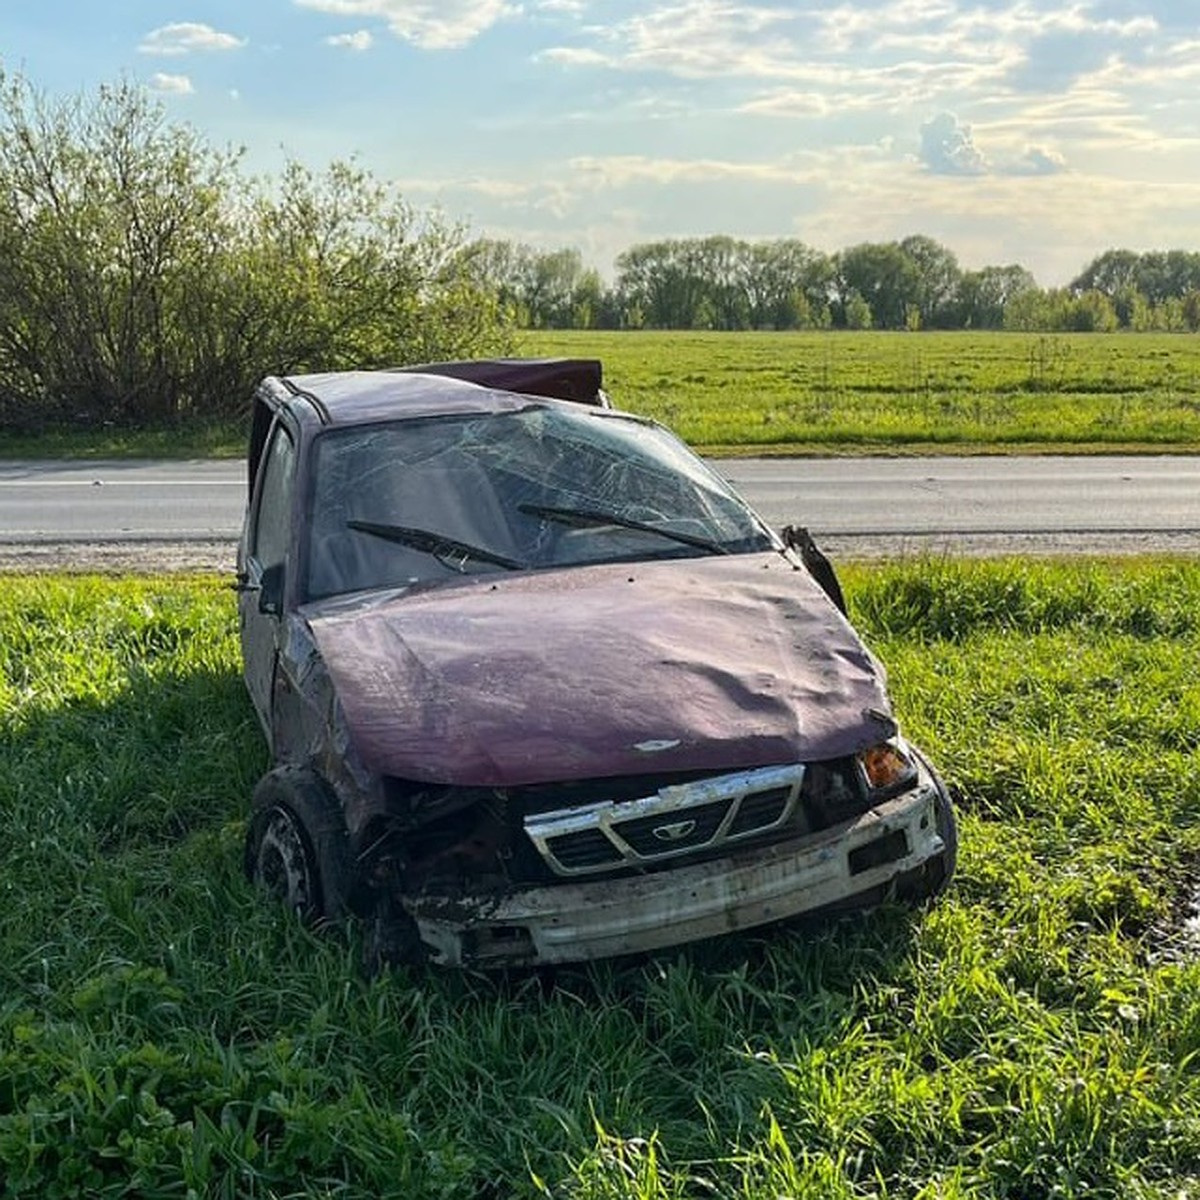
left=250, top=425, right=296, bottom=571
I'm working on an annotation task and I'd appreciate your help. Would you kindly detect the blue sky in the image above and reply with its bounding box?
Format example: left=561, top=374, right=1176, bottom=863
left=3, top=1, right=1199, bottom=284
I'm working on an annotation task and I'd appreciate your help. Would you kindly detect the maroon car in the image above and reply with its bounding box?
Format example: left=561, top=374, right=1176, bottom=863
left=237, top=358, right=955, bottom=967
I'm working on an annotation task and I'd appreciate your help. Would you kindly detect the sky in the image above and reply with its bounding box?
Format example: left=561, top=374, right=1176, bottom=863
left=2, top=1, right=1199, bottom=285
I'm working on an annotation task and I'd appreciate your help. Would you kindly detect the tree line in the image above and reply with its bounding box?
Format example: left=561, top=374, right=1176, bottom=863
left=3, top=67, right=1200, bottom=434
left=459, top=236, right=1200, bottom=334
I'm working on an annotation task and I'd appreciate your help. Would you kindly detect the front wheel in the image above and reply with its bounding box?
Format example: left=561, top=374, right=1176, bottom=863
left=245, top=768, right=354, bottom=925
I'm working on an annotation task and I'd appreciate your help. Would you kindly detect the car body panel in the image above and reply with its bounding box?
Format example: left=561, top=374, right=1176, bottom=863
left=303, top=552, right=895, bottom=789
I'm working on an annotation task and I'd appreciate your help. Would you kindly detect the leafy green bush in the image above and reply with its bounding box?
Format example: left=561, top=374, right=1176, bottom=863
left=0, top=70, right=511, bottom=434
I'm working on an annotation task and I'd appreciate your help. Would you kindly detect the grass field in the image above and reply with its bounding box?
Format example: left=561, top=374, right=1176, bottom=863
left=520, top=330, right=1200, bottom=455
left=2, top=331, right=1200, bottom=460
left=3, top=561, right=1200, bottom=1196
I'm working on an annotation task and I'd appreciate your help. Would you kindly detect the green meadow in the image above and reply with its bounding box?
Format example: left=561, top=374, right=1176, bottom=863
left=521, top=330, right=1200, bottom=454
left=3, top=561, right=1200, bottom=1196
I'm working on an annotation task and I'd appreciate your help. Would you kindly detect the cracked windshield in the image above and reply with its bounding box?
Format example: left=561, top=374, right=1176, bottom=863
left=304, top=405, right=772, bottom=599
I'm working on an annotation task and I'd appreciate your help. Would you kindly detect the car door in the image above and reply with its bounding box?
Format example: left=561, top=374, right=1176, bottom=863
left=238, top=416, right=298, bottom=747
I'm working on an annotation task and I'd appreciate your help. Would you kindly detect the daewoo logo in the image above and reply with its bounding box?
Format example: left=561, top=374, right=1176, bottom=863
left=634, top=739, right=681, bottom=753
left=652, top=819, right=698, bottom=843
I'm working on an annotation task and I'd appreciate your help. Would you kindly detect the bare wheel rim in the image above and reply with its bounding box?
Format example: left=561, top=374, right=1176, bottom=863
left=255, top=806, right=315, bottom=914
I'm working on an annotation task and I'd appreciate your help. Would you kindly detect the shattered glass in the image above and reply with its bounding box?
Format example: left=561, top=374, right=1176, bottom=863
left=303, top=405, right=773, bottom=599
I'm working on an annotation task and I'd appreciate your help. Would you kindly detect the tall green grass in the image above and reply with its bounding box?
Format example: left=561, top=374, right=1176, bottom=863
left=2, top=563, right=1200, bottom=1196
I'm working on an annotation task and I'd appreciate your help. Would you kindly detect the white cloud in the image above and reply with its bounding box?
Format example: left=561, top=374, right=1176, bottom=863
left=1017, top=145, right=1068, bottom=174
left=737, top=90, right=832, bottom=117
left=920, top=112, right=988, bottom=175
left=539, top=1, right=808, bottom=78
left=326, top=30, right=374, bottom=50
left=537, top=46, right=611, bottom=67
left=148, top=73, right=195, bottom=94
left=737, top=56, right=1013, bottom=117
left=537, top=0, right=1178, bottom=109
left=563, top=147, right=895, bottom=190
left=919, top=110, right=1073, bottom=176
left=615, top=2, right=803, bottom=79
left=815, top=0, right=1157, bottom=51
left=138, top=23, right=245, bottom=56
left=293, top=0, right=516, bottom=49
left=817, top=0, right=959, bottom=54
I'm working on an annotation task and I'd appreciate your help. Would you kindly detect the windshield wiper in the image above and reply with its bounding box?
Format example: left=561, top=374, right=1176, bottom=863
left=346, top=519, right=526, bottom=571
left=517, top=502, right=729, bottom=555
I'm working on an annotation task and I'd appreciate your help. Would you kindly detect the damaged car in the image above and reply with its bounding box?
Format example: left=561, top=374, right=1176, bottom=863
left=236, top=357, right=956, bottom=967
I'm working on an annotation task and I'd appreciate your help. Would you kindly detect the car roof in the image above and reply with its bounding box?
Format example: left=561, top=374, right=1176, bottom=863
left=247, top=358, right=610, bottom=497
left=264, top=358, right=606, bottom=429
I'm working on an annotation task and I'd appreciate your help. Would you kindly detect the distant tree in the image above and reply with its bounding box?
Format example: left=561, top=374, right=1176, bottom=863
left=691, top=295, right=717, bottom=331
left=1113, top=285, right=1155, bottom=331
left=1137, top=250, right=1200, bottom=305
left=1066, top=289, right=1119, bottom=332
left=1071, top=249, right=1141, bottom=297
left=615, top=239, right=712, bottom=328
left=955, top=264, right=1039, bottom=329
left=1182, top=290, right=1200, bottom=333
left=1072, top=247, right=1200, bottom=314
left=787, top=290, right=815, bottom=329
left=570, top=267, right=605, bottom=329
left=1003, top=288, right=1058, bottom=331
left=1146, top=297, right=1183, bottom=331
left=836, top=242, right=920, bottom=329
left=523, top=247, right=592, bottom=328
left=696, top=235, right=749, bottom=330
left=458, top=238, right=531, bottom=322
left=740, top=240, right=834, bottom=329
left=844, top=291, right=873, bottom=330
left=898, top=234, right=961, bottom=328
left=458, top=239, right=604, bottom=328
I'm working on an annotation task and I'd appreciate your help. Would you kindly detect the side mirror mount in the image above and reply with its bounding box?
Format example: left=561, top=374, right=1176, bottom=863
left=781, top=525, right=847, bottom=615
left=258, top=563, right=285, bottom=615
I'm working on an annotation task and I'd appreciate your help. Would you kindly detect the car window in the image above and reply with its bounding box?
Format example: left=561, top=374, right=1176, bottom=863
left=250, top=423, right=296, bottom=572
left=303, top=406, right=772, bottom=600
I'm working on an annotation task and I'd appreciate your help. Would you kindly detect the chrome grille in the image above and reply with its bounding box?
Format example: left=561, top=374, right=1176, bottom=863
left=525, top=764, right=805, bottom=877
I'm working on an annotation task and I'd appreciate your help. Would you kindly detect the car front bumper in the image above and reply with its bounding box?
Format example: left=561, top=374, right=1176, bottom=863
left=405, top=776, right=947, bottom=967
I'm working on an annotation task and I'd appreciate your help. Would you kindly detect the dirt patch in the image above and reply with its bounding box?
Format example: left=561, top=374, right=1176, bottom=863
left=1148, top=877, right=1200, bottom=964
left=819, top=530, right=1200, bottom=559
left=0, top=539, right=237, bottom=574
left=0, top=530, right=1197, bottom=575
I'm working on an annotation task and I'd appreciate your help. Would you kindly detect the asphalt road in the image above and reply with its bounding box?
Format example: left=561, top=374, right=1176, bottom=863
left=0, top=455, right=1197, bottom=564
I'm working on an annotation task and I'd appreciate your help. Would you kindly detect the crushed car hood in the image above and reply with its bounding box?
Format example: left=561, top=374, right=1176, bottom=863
left=306, top=553, right=896, bottom=787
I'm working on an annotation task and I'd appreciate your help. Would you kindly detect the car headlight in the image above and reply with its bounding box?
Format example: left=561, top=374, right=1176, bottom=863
left=857, top=739, right=918, bottom=797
